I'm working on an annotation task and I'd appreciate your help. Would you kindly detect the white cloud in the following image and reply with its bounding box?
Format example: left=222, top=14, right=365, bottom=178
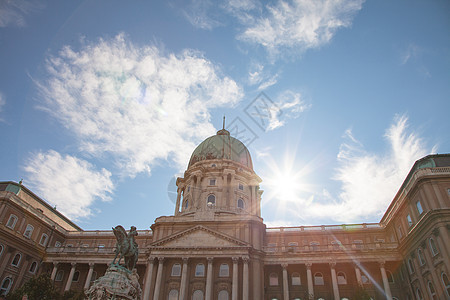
left=38, top=34, right=243, bottom=176
left=401, top=43, right=421, bottom=65
left=267, top=90, right=310, bottom=131
left=247, top=63, right=278, bottom=90
left=0, top=0, right=43, bottom=27
left=24, top=150, right=114, bottom=220
left=304, top=115, right=434, bottom=223
left=238, top=0, right=364, bottom=56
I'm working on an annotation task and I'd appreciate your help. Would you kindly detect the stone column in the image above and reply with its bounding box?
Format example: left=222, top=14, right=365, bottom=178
left=153, top=257, right=165, bottom=300
left=330, top=262, right=340, bottom=300
left=142, top=257, right=155, bottom=300
left=64, top=263, right=77, bottom=291
left=379, top=262, right=392, bottom=300
left=179, top=257, right=189, bottom=300
left=205, top=257, right=214, bottom=300
left=83, top=263, right=95, bottom=290
left=242, top=256, right=249, bottom=300
left=354, top=264, right=363, bottom=286
left=282, top=263, right=289, bottom=300
left=50, top=262, right=59, bottom=281
left=232, top=257, right=239, bottom=300
left=175, top=188, right=182, bottom=215
left=306, top=263, right=314, bottom=300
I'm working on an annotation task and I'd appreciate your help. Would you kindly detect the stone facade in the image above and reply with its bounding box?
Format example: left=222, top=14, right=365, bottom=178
left=0, top=129, right=449, bottom=299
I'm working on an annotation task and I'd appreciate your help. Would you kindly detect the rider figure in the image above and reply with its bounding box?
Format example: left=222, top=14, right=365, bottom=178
left=129, top=226, right=138, bottom=249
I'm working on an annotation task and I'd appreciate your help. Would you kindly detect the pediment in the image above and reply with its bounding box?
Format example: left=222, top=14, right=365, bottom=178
left=152, top=225, right=248, bottom=248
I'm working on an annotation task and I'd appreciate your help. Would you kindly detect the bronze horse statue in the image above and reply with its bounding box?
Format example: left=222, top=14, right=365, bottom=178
left=112, top=225, right=138, bottom=271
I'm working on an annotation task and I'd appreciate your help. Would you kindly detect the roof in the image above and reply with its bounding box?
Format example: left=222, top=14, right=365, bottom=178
left=188, top=128, right=253, bottom=170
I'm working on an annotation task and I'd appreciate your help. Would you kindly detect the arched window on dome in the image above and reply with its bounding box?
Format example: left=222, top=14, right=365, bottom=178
left=207, top=194, right=216, bottom=206
left=237, top=198, right=244, bottom=209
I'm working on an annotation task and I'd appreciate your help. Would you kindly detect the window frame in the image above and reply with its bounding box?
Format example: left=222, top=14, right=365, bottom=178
left=429, top=237, right=439, bottom=256
left=29, top=261, right=38, bottom=274
left=416, top=200, right=424, bottom=215
left=237, top=198, right=244, bottom=209
left=269, top=272, right=279, bottom=286
left=209, top=179, right=216, bottom=186
left=427, top=281, right=437, bottom=300
left=314, top=272, right=324, bottom=285
left=11, top=253, right=21, bottom=267
left=23, top=224, right=34, bottom=238
left=337, top=271, right=347, bottom=285
left=408, top=258, right=415, bottom=274
left=39, top=233, right=49, bottom=246
left=291, top=272, right=301, bottom=286
left=171, top=263, right=181, bottom=276
left=207, top=194, right=216, bottom=206
left=55, top=270, right=64, bottom=281
left=0, top=276, right=13, bottom=296
left=6, top=214, right=18, bottom=229
left=72, top=270, right=80, bottom=282
left=219, top=263, right=229, bottom=277
left=407, top=214, right=413, bottom=227
left=441, top=272, right=450, bottom=297
left=417, top=248, right=426, bottom=265
left=238, top=183, right=244, bottom=190
left=195, top=263, right=205, bottom=277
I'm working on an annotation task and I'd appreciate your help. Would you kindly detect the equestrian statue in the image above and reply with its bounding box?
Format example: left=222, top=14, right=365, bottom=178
left=112, top=225, right=139, bottom=271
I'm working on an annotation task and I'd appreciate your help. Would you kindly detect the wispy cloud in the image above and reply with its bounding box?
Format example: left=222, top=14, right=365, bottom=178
left=0, top=0, right=43, bottom=27
left=247, top=63, right=278, bottom=90
left=401, top=43, right=421, bottom=65
left=267, top=90, right=310, bottom=131
left=182, top=0, right=222, bottom=30
left=306, top=115, right=434, bottom=223
left=237, top=0, right=364, bottom=57
left=37, top=34, right=243, bottom=177
left=24, top=150, right=113, bottom=220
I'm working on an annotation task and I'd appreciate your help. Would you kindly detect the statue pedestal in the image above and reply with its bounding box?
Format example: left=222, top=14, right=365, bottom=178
left=85, top=264, right=142, bottom=300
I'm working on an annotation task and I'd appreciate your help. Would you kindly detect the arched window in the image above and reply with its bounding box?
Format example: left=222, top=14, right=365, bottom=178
left=408, top=259, right=415, bottom=274
left=195, top=264, right=205, bottom=277
left=39, top=233, right=49, bottom=246
left=269, top=273, right=279, bottom=286
left=337, top=272, right=347, bottom=284
left=55, top=270, right=64, bottom=281
left=310, top=241, right=319, bottom=251
left=23, top=224, right=34, bottom=238
left=192, top=290, right=204, bottom=300
left=416, top=287, right=424, bottom=300
left=291, top=272, right=301, bottom=285
left=218, top=290, right=229, bottom=300
left=418, top=248, right=426, bottom=265
left=0, top=244, right=4, bottom=256
left=416, top=201, right=423, bottom=214
left=0, top=277, right=13, bottom=296
left=207, top=194, right=216, bottom=206
left=441, top=273, right=450, bottom=297
left=168, top=289, right=179, bottom=300
left=171, top=263, right=181, bottom=276
left=6, top=214, right=18, bottom=229
left=29, top=261, right=38, bottom=273
left=386, top=270, right=394, bottom=283
left=429, top=238, right=439, bottom=256
left=314, top=272, right=324, bottom=285
left=11, top=253, right=21, bottom=267
left=219, top=263, right=229, bottom=277
left=73, top=271, right=80, bottom=282
left=237, top=198, right=244, bottom=209
left=184, top=199, right=189, bottom=209
left=427, top=281, right=437, bottom=300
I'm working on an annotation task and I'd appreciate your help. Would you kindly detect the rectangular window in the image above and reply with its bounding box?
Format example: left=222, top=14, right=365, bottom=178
left=6, top=215, right=18, bottom=229
left=238, top=183, right=244, bottom=190
left=39, top=234, right=48, bottom=246
left=416, top=200, right=423, bottom=215
left=267, top=243, right=277, bottom=252
left=209, top=179, right=216, bottom=186
left=407, top=214, right=413, bottom=227
left=353, top=240, right=363, bottom=250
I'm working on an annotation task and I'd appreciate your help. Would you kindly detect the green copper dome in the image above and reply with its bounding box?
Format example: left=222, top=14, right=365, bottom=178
left=188, top=129, right=253, bottom=170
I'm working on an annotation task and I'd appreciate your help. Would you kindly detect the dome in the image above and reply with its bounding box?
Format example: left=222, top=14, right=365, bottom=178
left=188, top=128, right=253, bottom=170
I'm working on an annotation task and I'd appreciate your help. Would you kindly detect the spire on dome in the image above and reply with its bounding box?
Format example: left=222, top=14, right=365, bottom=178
left=216, top=115, right=230, bottom=136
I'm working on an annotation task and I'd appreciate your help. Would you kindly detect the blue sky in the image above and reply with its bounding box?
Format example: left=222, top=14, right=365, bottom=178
left=0, top=0, right=449, bottom=230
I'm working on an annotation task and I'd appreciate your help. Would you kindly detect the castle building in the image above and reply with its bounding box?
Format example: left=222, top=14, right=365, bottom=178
left=0, top=128, right=449, bottom=299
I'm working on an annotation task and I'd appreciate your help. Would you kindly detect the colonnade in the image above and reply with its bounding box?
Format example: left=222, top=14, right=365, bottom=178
left=142, top=256, right=250, bottom=300
left=50, top=262, right=95, bottom=291
left=273, top=261, right=393, bottom=300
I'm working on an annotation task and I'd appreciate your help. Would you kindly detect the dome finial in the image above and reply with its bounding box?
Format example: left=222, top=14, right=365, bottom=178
left=217, top=115, right=230, bottom=136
